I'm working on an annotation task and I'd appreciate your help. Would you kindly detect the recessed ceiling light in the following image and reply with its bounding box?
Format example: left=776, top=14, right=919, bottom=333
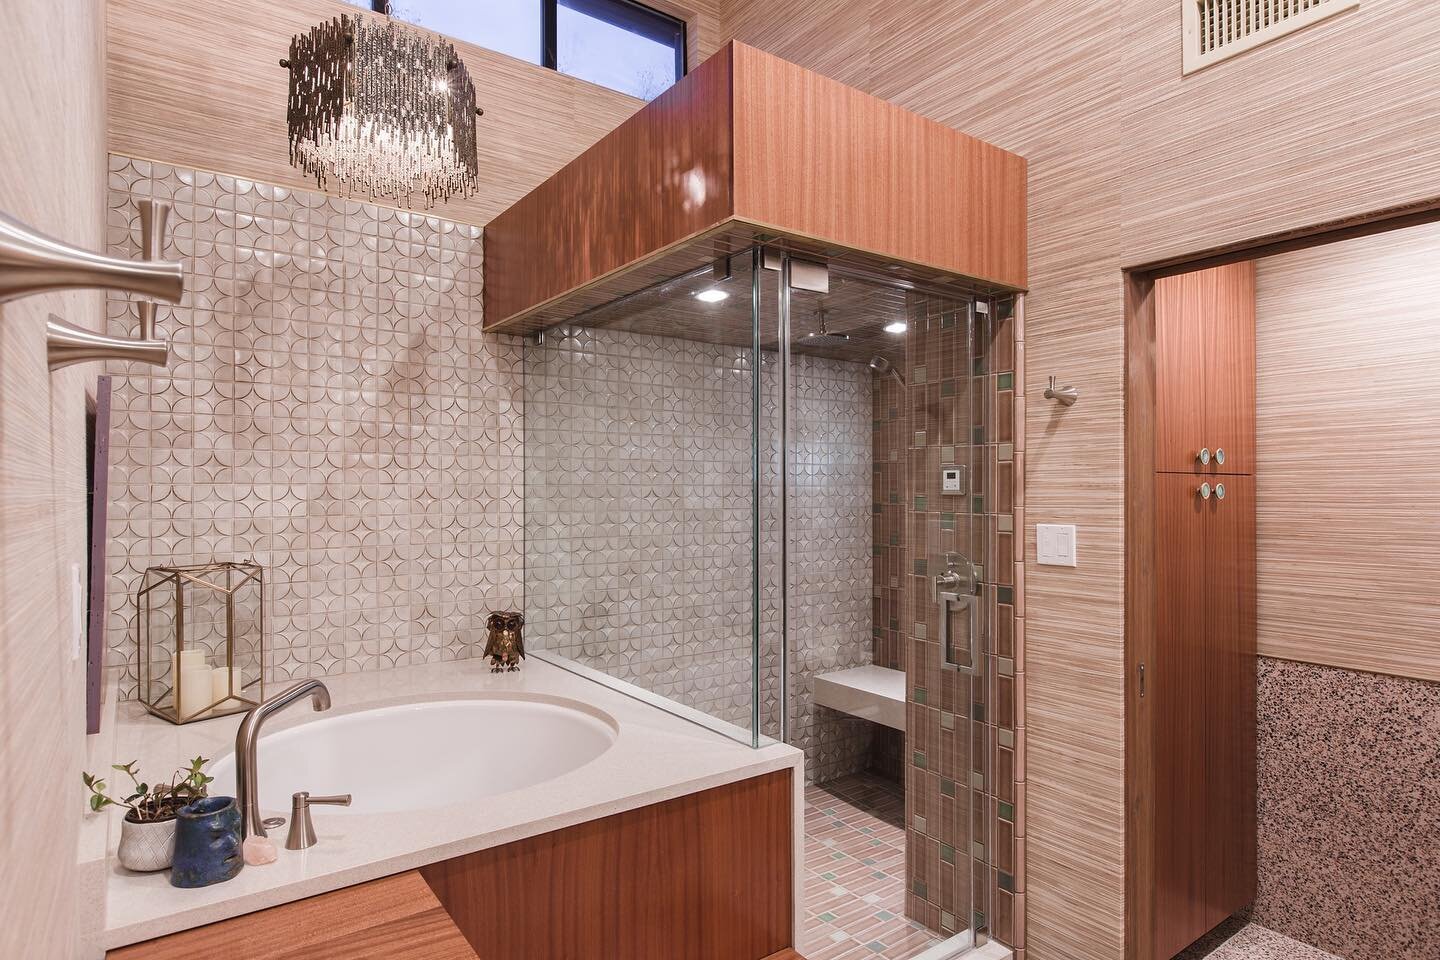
left=695, top=289, right=728, bottom=303
left=884, top=321, right=907, bottom=334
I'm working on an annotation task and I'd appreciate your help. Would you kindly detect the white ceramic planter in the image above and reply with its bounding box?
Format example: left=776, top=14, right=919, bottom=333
left=116, top=813, right=177, bottom=872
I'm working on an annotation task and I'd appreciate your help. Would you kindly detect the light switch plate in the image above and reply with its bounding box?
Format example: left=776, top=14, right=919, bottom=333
left=1036, top=524, right=1077, bottom=567
left=70, top=562, right=85, bottom=662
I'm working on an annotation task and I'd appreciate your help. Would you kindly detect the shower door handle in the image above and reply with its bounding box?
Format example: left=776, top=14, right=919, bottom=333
left=937, top=589, right=979, bottom=673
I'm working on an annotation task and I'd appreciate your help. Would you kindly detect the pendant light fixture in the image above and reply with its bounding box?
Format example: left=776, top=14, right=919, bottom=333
left=281, top=13, right=481, bottom=206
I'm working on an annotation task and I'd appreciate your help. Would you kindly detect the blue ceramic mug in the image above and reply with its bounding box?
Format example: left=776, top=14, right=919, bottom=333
left=171, top=796, right=243, bottom=888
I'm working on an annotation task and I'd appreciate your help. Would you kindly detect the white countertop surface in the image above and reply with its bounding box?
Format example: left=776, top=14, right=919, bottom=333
left=84, top=658, right=803, bottom=950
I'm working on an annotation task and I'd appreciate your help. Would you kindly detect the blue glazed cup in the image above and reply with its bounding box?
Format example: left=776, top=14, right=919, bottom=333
left=170, top=796, right=244, bottom=888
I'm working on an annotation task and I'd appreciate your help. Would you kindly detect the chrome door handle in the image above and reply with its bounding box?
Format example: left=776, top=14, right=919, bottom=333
left=1214, top=482, right=1225, bottom=501
left=1214, top=447, right=1226, bottom=466
left=1197, top=482, right=1211, bottom=500
left=1197, top=447, right=1211, bottom=465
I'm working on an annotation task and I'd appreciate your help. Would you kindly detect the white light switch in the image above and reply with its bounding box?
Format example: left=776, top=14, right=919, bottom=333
left=1036, top=524, right=1077, bottom=567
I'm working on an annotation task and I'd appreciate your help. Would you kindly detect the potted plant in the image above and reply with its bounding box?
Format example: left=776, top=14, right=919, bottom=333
left=83, top=756, right=213, bottom=872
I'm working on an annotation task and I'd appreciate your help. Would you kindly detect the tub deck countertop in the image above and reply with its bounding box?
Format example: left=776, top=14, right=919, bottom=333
left=81, top=658, right=804, bottom=953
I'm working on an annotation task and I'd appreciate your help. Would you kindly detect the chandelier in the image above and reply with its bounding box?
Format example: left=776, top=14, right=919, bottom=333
left=281, top=14, right=480, bottom=206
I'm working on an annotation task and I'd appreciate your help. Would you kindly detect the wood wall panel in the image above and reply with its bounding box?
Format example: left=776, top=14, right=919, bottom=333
left=106, top=0, right=647, bottom=229
left=107, top=872, right=479, bottom=960
left=421, top=771, right=793, bottom=960
left=483, top=41, right=1026, bottom=328
left=1255, top=220, right=1440, bottom=682
left=482, top=44, right=737, bottom=328
left=0, top=0, right=106, bottom=957
left=729, top=43, right=1027, bottom=290
left=718, top=1, right=1440, bottom=958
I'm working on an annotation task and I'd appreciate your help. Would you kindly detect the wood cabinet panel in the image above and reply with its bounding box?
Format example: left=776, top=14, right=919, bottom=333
left=1154, top=262, right=1255, bottom=475
left=1155, top=269, right=1210, bottom=473
left=1205, top=263, right=1256, bottom=475
left=1147, top=471, right=1257, bottom=959
left=420, top=770, right=794, bottom=960
left=107, top=871, right=479, bottom=960
left=1150, top=473, right=1212, bottom=960
left=1203, top=475, right=1257, bottom=927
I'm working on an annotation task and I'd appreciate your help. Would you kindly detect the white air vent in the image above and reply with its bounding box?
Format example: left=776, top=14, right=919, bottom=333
left=1183, top=0, right=1359, bottom=74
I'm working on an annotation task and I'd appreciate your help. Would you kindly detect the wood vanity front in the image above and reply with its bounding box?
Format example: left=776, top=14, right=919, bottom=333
left=107, top=770, right=795, bottom=960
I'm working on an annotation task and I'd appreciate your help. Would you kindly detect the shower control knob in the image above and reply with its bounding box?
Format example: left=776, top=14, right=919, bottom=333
left=1197, top=447, right=1211, bottom=465
left=1215, top=483, right=1226, bottom=501
left=1214, top=447, right=1226, bottom=465
left=1197, top=483, right=1212, bottom=500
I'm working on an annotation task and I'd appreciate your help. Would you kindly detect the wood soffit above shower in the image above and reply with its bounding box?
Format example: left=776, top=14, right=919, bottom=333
left=482, top=41, right=1028, bottom=331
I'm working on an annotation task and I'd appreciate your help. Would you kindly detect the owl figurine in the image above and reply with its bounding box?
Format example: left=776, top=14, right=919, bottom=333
left=484, top=611, right=525, bottom=673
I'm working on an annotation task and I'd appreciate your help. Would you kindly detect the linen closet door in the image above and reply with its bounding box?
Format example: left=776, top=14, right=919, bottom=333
left=1151, top=473, right=1211, bottom=960
left=1202, top=475, right=1257, bottom=929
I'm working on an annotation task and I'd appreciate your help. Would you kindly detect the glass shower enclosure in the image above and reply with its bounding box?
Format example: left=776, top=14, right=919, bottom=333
left=522, top=238, right=1006, bottom=954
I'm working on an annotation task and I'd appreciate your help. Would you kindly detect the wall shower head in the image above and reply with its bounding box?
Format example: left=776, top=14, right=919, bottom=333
left=868, top=355, right=906, bottom=385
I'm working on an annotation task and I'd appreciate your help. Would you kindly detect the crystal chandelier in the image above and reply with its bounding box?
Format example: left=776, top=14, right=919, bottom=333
left=281, top=14, right=479, bottom=206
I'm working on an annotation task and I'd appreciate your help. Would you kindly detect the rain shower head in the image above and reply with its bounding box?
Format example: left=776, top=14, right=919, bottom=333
left=868, top=355, right=906, bottom=385
left=803, top=308, right=851, bottom=344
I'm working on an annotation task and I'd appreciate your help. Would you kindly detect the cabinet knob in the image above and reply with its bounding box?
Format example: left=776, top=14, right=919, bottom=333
left=1197, top=482, right=1212, bottom=500
left=1215, top=482, right=1226, bottom=501
left=1214, top=447, right=1226, bottom=466
left=1197, top=447, right=1211, bottom=465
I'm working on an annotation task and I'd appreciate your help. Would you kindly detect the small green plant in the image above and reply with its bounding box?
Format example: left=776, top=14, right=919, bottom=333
left=82, top=756, right=214, bottom=822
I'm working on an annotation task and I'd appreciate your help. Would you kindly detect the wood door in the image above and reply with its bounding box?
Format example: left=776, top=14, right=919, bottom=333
left=1203, top=263, right=1256, bottom=475
left=1154, top=270, right=1210, bottom=473
left=1202, top=475, right=1257, bottom=926
left=1150, top=472, right=1212, bottom=959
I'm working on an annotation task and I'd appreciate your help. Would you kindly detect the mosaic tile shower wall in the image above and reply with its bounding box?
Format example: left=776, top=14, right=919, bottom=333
left=524, top=329, right=876, bottom=783
left=102, top=156, right=522, bottom=695
left=902, top=293, right=1024, bottom=949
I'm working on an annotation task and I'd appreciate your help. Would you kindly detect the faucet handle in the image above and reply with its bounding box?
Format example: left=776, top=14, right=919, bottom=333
left=286, top=791, right=352, bottom=850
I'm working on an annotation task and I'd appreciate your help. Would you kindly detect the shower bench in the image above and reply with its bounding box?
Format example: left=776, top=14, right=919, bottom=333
left=813, top=665, right=906, bottom=730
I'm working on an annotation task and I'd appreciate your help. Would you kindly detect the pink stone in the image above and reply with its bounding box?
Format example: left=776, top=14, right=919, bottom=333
left=242, top=835, right=278, bottom=866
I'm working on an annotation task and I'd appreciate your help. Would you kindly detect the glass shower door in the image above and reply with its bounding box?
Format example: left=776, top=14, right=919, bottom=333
left=771, top=250, right=991, bottom=955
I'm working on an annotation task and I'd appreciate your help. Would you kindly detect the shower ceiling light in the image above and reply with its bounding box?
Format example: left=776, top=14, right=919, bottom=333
left=884, top=321, right=907, bottom=334
left=281, top=14, right=480, bottom=206
left=695, top=288, right=729, bottom=303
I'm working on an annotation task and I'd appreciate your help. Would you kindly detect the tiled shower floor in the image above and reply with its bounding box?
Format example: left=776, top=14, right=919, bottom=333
left=803, top=774, right=945, bottom=959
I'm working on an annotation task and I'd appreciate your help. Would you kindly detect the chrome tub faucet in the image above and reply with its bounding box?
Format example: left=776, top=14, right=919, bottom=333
left=235, top=679, right=332, bottom=840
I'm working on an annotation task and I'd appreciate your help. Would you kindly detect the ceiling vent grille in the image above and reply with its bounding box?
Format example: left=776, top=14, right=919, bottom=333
left=1183, top=0, right=1359, bottom=74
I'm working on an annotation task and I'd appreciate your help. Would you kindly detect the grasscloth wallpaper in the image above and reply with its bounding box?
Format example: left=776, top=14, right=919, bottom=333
left=718, top=1, right=1440, bottom=957
left=1255, top=219, right=1440, bottom=682
left=0, top=0, right=104, bottom=956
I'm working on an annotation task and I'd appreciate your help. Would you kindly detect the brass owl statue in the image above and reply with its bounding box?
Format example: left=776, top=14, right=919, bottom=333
left=484, top=611, right=525, bottom=673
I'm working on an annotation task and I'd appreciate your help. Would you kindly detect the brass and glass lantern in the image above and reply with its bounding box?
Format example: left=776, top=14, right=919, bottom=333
left=281, top=13, right=480, bottom=206
left=137, top=561, right=265, bottom=725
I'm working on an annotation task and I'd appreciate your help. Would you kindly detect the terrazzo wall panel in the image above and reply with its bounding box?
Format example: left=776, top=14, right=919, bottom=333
left=524, top=327, right=876, bottom=783
left=102, top=156, right=524, bottom=696
left=1252, top=657, right=1440, bottom=959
